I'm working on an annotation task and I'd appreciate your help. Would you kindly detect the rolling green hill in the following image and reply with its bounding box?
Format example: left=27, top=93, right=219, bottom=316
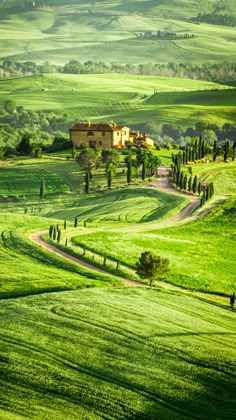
left=0, top=1, right=236, bottom=64
left=0, top=73, right=235, bottom=126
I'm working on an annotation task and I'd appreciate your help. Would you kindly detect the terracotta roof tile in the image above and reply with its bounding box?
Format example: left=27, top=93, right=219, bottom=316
left=70, top=123, right=126, bottom=132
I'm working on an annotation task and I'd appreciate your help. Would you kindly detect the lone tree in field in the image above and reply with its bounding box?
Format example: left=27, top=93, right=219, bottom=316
left=136, top=251, right=169, bottom=288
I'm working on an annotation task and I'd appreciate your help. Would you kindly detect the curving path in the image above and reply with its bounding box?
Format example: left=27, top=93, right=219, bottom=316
left=152, top=166, right=200, bottom=223
left=29, top=167, right=200, bottom=288
left=29, top=231, right=146, bottom=287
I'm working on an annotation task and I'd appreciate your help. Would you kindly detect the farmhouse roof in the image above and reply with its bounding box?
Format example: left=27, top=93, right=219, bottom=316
left=69, top=123, right=125, bottom=132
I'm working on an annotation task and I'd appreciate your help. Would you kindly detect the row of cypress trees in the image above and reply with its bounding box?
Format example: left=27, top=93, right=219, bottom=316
left=172, top=137, right=207, bottom=167
left=171, top=138, right=214, bottom=206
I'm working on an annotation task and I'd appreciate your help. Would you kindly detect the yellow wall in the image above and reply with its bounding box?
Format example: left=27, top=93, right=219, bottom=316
left=70, top=130, right=113, bottom=148
left=70, top=126, right=131, bottom=148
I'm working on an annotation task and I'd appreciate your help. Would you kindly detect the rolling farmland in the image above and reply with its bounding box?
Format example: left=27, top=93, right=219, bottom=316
left=0, top=73, right=235, bottom=127
left=0, top=1, right=236, bottom=418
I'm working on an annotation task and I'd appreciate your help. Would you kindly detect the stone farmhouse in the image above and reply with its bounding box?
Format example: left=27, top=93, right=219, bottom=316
left=69, top=123, right=154, bottom=148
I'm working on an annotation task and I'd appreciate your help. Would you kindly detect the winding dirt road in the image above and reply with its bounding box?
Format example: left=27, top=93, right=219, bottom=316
left=29, top=231, right=146, bottom=287
left=30, top=167, right=200, bottom=287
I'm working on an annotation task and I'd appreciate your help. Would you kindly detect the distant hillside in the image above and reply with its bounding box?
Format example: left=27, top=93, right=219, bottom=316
left=1, top=1, right=236, bottom=21
left=0, top=2, right=236, bottom=65
left=0, top=73, right=235, bottom=128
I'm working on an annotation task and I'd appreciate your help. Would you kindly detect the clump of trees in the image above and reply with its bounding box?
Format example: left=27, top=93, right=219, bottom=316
left=0, top=100, right=73, bottom=157
left=139, top=31, right=195, bottom=40
left=75, top=144, right=160, bottom=194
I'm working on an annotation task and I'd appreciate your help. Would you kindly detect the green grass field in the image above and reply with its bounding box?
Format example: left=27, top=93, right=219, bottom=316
left=0, top=73, right=235, bottom=126
left=0, top=287, right=235, bottom=419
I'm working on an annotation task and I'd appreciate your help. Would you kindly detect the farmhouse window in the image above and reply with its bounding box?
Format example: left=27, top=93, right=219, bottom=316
left=102, top=131, right=105, bottom=136
left=99, top=141, right=102, bottom=146
left=87, top=131, right=94, bottom=136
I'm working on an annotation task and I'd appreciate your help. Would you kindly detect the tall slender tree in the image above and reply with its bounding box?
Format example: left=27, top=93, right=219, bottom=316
left=192, top=175, right=198, bottom=194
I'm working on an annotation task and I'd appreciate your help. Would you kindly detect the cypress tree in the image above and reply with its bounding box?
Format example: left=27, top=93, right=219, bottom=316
left=172, top=165, right=176, bottom=182
left=49, top=225, right=53, bottom=238
left=116, top=260, right=120, bottom=271
left=74, top=217, right=78, bottom=228
left=198, top=181, right=202, bottom=195
left=201, top=139, right=205, bottom=158
left=206, top=186, right=209, bottom=201
left=57, top=229, right=61, bottom=244
left=85, top=171, right=90, bottom=194
left=192, top=175, right=198, bottom=194
left=224, top=141, right=229, bottom=162
left=213, top=140, right=217, bottom=155
left=53, top=226, right=56, bottom=240
left=232, top=142, right=236, bottom=161
left=186, top=148, right=189, bottom=164
left=188, top=176, right=192, bottom=192
left=176, top=169, right=180, bottom=187
left=182, top=151, right=186, bottom=165
left=64, top=220, right=67, bottom=230
left=179, top=171, right=184, bottom=190
left=183, top=174, right=188, bottom=190
left=84, top=220, right=87, bottom=228
left=198, top=137, right=202, bottom=159
left=202, top=190, right=206, bottom=206
left=65, top=237, right=68, bottom=246
left=209, top=182, right=214, bottom=198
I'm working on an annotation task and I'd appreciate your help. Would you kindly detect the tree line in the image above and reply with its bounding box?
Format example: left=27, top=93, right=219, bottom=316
left=1, top=59, right=236, bottom=82
left=191, top=13, right=236, bottom=27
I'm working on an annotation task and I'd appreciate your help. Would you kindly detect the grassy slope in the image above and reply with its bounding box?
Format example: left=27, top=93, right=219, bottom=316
left=0, top=3, right=236, bottom=64
left=0, top=73, right=235, bottom=126
left=0, top=212, right=122, bottom=299
left=0, top=287, right=235, bottom=419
